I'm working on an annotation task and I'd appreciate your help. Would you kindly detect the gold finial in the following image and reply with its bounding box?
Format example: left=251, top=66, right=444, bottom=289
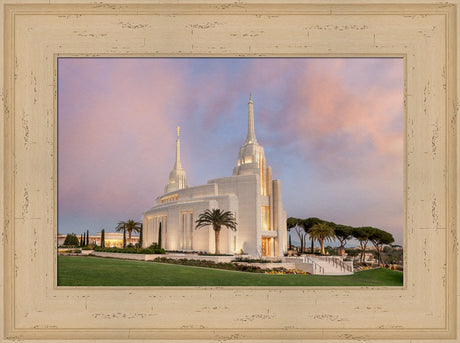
left=176, top=126, right=180, bottom=137
left=249, top=92, right=252, bottom=102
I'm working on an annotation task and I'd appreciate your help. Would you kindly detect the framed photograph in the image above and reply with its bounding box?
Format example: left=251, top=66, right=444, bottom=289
left=56, top=56, right=404, bottom=288
left=1, top=0, right=458, bottom=342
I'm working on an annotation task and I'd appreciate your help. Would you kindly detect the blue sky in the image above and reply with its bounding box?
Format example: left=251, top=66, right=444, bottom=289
left=58, top=58, right=404, bottom=245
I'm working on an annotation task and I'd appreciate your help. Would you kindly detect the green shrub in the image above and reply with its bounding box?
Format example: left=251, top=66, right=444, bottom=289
left=231, top=257, right=282, bottom=263
left=63, top=233, right=79, bottom=247
left=345, top=248, right=359, bottom=257
left=93, top=246, right=165, bottom=254
left=165, top=250, right=202, bottom=254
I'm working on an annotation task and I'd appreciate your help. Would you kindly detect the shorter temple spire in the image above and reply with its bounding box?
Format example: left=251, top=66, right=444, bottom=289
left=174, top=126, right=182, bottom=170
left=165, top=125, right=187, bottom=193
left=245, top=93, right=257, bottom=145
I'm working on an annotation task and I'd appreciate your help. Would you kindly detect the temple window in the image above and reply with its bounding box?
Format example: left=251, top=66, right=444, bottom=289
left=261, top=206, right=270, bottom=230
left=160, top=194, right=178, bottom=203
left=180, top=211, right=193, bottom=250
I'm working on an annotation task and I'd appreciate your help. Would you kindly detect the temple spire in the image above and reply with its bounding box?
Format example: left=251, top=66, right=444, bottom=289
left=233, top=94, right=266, bottom=177
left=245, top=93, right=257, bottom=145
left=174, top=126, right=182, bottom=170
left=165, top=126, right=187, bottom=193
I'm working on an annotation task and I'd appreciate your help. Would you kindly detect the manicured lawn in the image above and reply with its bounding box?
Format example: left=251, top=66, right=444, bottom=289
left=58, top=255, right=403, bottom=287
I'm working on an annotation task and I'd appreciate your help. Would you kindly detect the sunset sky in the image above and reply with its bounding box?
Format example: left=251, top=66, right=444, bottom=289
left=58, top=58, right=404, bottom=245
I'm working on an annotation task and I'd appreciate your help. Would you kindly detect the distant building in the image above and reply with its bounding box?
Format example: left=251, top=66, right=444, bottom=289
left=58, top=232, right=139, bottom=247
left=57, top=233, right=67, bottom=246
left=364, top=252, right=375, bottom=262
left=143, top=95, right=287, bottom=256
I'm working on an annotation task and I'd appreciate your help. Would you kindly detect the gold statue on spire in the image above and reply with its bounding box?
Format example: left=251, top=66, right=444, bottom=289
left=176, top=126, right=180, bottom=137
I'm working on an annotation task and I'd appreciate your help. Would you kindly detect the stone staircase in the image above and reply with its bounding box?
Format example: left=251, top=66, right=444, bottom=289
left=307, top=255, right=354, bottom=275
left=287, top=255, right=354, bottom=275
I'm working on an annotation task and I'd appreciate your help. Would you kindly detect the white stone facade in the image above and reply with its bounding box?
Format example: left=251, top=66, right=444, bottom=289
left=143, top=96, right=287, bottom=257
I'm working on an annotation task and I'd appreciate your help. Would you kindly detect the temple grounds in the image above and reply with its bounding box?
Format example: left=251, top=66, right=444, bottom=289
left=58, top=256, right=403, bottom=287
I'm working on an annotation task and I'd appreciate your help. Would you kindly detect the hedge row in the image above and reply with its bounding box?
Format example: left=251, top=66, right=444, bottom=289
left=231, top=257, right=282, bottom=263
left=153, top=257, right=266, bottom=273
left=93, top=246, right=166, bottom=254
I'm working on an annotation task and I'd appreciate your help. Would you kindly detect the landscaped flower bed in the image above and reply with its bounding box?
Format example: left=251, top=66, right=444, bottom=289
left=266, top=269, right=311, bottom=275
left=152, top=257, right=304, bottom=275
left=153, top=257, right=267, bottom=273
left=58, top=248, right=82, bottom=254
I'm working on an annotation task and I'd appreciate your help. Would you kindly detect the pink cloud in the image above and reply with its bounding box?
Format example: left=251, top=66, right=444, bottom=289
left=58, top=59, right=191, bottom=220
left=257, top=59, right=403, bottom=180
left=58, top=58, right=404, bottom=242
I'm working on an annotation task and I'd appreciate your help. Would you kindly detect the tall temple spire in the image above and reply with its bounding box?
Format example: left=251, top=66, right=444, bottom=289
left=233, top=94, right=266, bottom=178
left=245, top=93, right=258, bottom=145
left=165, top=126, right=187, bottom=193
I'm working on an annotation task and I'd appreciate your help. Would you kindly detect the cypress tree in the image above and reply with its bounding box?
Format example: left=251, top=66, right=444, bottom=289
left=101, top=229, right=105, bottom=248
left=83, top=232, right=86, bottom=246
left=289, top=234, right=292, bottom=250
left=158, top=222, right=162, bottom=249
left=139, top=224, right=143, bottom=248
left=80, top=234, right=83, bottom=247
left=87, top=229, right=90, bottom=246
left=123, top=229, right=126, bottom=249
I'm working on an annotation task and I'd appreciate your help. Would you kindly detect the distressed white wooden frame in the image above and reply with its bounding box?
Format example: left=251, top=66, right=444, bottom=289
left=1, top=1, right=458, bottom=342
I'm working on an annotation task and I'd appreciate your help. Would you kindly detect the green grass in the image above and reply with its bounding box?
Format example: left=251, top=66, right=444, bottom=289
left=57, top=255, right=403, bottom=287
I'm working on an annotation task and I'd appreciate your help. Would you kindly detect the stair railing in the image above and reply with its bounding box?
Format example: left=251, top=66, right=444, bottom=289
left=309, top=255, right=353, bottom=273
left=303, top=256, right=324, bottom=275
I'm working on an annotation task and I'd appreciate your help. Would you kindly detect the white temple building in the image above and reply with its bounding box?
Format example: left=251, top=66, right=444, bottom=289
left=142, top=95, right=287, bottom=257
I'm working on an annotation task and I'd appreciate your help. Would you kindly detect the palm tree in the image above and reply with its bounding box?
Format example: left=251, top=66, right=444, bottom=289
left=308, top=222, right=336, bottom=255
left=195, top=209, right=237, bottom=255
left=116, top=219, right=141, bottom=248
left=302, top=217, right=323, bottom=253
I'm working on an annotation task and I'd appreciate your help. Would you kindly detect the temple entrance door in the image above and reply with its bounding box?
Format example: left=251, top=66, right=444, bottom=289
left=261, top=238, right=269, bottom=257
